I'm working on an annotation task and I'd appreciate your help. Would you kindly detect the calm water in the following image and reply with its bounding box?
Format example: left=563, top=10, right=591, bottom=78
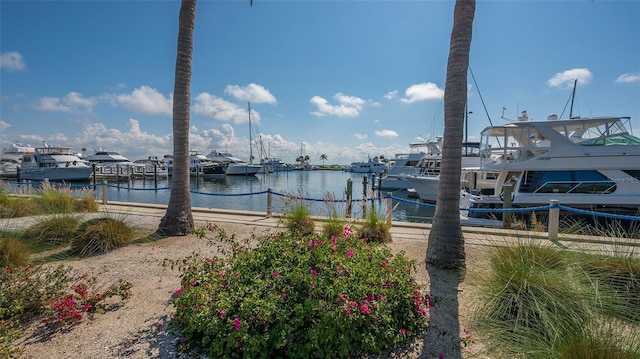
left=96, top=170, right=435, bottom=223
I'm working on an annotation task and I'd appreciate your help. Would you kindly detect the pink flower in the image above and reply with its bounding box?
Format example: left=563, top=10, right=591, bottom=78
left=219, top=309, right=226, bottom=317
left=233, top=317, right=241, bottom=330
left=382, top=261, right=388, bottom=267
left=272, top=271, right=279, bottom=277
left=346, top=251, right=354, bottom=258
left=344, top=306, right=352, bottom=316
left=174, top=286, right=185, bottom=297
left=359, top=303, right=371, bottom=314
left=310, top=269, right=317, bottom=276
left=189, top=279, right=196, bottom=286
left=400, top=328, right=408, bottom=335
left=343, top=226, right=353, bottom=237
left=337, top=264, right=343, bottom=271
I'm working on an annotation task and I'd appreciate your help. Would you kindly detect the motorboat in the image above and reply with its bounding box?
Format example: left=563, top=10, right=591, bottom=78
left=84, top=150, right=135, bottom=179
left=207, top=151, right=262, bottom=176
left=459, top=113, right=640, bottom=219
left=403, top=142, right=495, bottom=202
left=0, top=143, right=35, bottom=178
left=132, top=156, right=169, bottom=179
left=19, top=145, right=93, bottom=182
left=378, top=139, right=442, bottom=190
left=165, top=151, right=227, bottom=178
left=259, top=157, right=292, bottom=173
left=349, top=156, right=388, bottom=174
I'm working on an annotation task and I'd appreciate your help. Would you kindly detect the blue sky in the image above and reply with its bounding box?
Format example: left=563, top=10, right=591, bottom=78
left=1, top=0, right=639, bottom=165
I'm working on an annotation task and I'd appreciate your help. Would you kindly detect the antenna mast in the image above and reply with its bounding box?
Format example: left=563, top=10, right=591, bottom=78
left=248, top=102, right=253, bottom=164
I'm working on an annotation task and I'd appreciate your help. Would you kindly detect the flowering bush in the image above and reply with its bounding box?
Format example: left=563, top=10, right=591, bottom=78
left=169, top=224, right=431, bottom=358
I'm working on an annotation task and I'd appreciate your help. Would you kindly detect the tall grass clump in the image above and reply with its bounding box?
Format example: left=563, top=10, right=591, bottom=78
left=0, top=189, right=38, bottom=218
left=167, top=225, right=431, bottom=358
left=32, top=183, right=98, bottom=215
left=356, top=203, right=392, bottom=243
left=280, top=189, right=315, bottom=236
left=473, top=242, right=640, bottom=358
left=0, top=237, right=31, bottom=267
left=71, top=217, right=135, bottom=256
left=22, top=215, right=80, bottom=251
left=321, top=192, right=348, bottom=238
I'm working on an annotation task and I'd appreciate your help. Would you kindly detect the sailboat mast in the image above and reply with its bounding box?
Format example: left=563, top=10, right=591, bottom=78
left=569, top=79, right=577, bottom=119
left=248, top=102, right=253, bottom=164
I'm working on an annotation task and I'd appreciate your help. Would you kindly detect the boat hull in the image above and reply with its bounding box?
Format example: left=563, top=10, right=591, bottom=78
left=225, top=164, right=262, bottom=176
left=19, top=167, right=93, bottom=182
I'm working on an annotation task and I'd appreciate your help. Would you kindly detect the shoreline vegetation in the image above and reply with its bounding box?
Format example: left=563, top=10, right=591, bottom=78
left=1, top=186, right=639, bottom=358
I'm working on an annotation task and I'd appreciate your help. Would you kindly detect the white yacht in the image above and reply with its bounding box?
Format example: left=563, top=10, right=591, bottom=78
left=207, top=151, right=262, bottom=176
left=165, top=151, right=227, bottom=178
left=378, top=139, right=442, bottom=190
left=0, top=143, right=35, bottom=178
left=84, top=150, right=135, bottom=178
left=459, top=114, right=640, bottom=219
left=19, top=145, right=93, bottom=182
left=84, top=150, right=132, bottom=164
left=259, top=157, right=292, bottom=173
left=132, top=156, right=169, bottom=179
left=403, top=142, right=495, bottom=202
left=349, top=156, right=388, bottom=174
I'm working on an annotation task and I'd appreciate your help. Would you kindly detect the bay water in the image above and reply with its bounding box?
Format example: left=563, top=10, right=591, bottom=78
left=99, top=170, right=435, bottom=223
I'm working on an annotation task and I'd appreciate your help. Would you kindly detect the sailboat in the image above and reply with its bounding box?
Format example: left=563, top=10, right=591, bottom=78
left=207, top=102, right=262, bottom=176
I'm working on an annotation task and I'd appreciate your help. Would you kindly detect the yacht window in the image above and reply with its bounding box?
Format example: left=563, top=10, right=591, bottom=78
left=520, top=170, right=616, bottom=194
left=622, top=170, right=640, bottom=181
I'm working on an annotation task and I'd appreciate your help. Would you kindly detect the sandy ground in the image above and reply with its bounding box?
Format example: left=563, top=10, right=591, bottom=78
left=9, top=210, right=493, bottom=359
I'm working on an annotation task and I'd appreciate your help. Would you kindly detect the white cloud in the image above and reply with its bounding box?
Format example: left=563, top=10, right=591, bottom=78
left=400, top=82, right=444, bottom=103
left=546, top=68, right=593, bottom=88
left=111, top=86, right=172, bottom=115
left=0, top=51, right=26, bottom=72
left=310, top=93, right=365, bottom=117
left=193, top=93, right=258, bottom=124
left=224, top=83, right=277, bottom=104
left=33, top=92, right=96, bottom=113
left=615, top=73, right=640, bottom=84
left=353, top=133, right=367, bottom=140
left=0, top=121, right=10, bottom=131
left=384, top=90, right=398, bottom=100
left=374, top=129, right=399, bottom=138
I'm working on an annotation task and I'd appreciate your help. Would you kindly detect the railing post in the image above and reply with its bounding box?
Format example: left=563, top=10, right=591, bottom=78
left=266, top=188, right=273, bottom=217
left=102, top=180, right=108, bottom=205
left=386, top=192, right=393, bottom=224
left=345, top=178, right=353, bottom=218
left=362, top=175, right=368, bottom=218
left=502, top=183, right=513, bottom=229
left=548, top=199, right=559, bottom=240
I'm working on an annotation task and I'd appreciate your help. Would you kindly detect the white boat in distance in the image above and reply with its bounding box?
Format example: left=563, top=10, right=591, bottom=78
left=165, top=151, right=227, bottom=178
left=83, top=150, right=132, bottom=164
left=132, top=156, right=169, bottom=179
left=207, top=151, right=262, bottom=176
left=1, top=143, right=35, bottom=178
left=19, top=145, right=93, bottom=182
left=460, top=113, right=640, bottom=219
left=350, top=156, right=388, bottom=174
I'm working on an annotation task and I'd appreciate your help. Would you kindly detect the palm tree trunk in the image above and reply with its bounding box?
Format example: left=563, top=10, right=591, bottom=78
left=158, top=0, right=197, bottom=236
left=426, top=0, right=475, bottom=269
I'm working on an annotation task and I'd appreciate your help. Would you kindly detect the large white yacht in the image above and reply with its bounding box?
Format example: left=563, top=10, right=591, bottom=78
left=19, top=145, right=93, bottom=182
left=403, top=142, right=496, bottom=202
left=459, top=113, right=640, bottom=219
left=207, top=151, right=262, bottom=176
left=349, top=156, right=388, bottom=174
left=378, top=139, right=442, bottom=191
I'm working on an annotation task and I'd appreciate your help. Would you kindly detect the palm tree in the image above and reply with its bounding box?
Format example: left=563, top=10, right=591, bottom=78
left=158, top=0, right=197, bottom=236
left=426, top=0, right=475, bottom=269
left=320, top=154, right=328, bottom=165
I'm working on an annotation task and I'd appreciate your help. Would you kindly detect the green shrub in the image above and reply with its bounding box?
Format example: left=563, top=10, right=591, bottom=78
left=168, top=225, right=430, bottom=358
left=0, top=237, right=31, bottom=267
left=321, top=192, right=348, bottom=238
left=23, top=215, right=80, bottom=249
left=71, top=217, right=135, bottom=256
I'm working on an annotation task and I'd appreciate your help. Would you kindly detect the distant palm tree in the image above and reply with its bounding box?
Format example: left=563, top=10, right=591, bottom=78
left=320, top=154, right=328, bottom=165
left=304, top=155, right=310, bottom=163
left=426, top=0, right=475, bottom=269
left=158, top=0, right=197, bottom=236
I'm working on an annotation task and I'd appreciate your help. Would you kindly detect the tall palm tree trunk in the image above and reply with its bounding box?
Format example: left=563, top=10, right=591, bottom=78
left=158, top=0, right=197, bottom=236
left=426, top=0, right=475, bottom=269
